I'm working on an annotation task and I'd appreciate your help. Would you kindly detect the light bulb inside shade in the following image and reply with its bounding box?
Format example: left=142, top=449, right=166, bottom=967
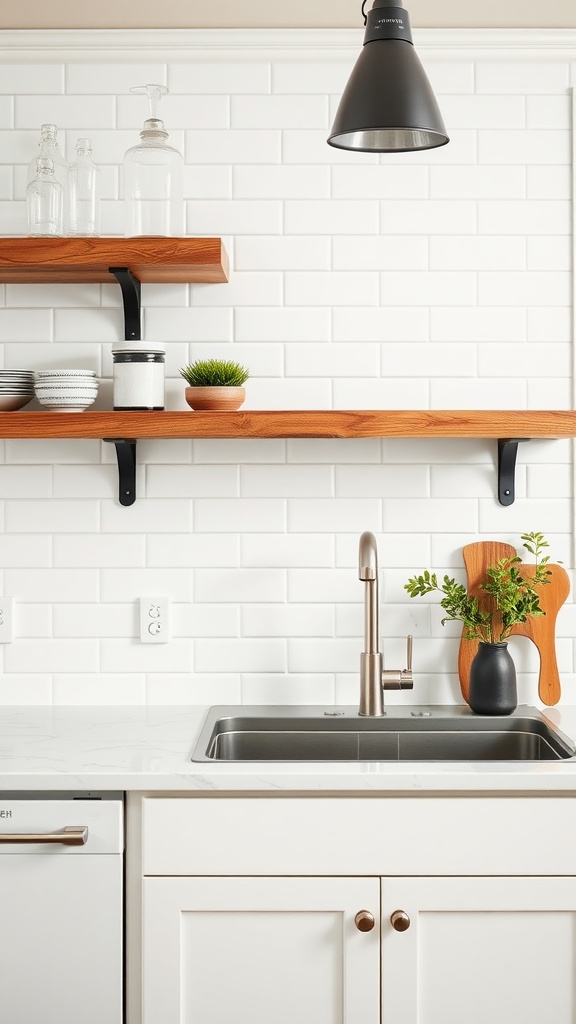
left=328, top=3, right=449, bottom=153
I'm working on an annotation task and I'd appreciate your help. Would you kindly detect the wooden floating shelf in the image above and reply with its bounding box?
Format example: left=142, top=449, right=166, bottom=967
left=0, top=410, right=574, bottom=440
left=0, top=237, right=229, bottom=284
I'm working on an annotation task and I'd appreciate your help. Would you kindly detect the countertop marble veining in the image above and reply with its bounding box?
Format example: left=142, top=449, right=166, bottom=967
left=0, top=704, right=576, bottom=793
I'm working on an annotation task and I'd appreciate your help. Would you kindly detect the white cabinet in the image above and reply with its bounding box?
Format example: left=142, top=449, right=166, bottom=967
left=131, top=795, right=576, bottom=1024
left=143, top=876, right=380, bottom=1024
left=381, top=876, right=576, bottom=1024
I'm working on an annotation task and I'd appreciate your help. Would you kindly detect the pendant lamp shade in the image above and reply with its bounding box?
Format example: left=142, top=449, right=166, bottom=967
left=328, top=0, right=449, bottom=153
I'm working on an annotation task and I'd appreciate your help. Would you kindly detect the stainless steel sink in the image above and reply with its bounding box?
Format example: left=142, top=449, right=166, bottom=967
left=190, top=705, right=575, bottom=763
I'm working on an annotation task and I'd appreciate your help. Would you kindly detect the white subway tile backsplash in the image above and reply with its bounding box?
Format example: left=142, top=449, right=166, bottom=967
left=196, top=638, right=286, bottom=673
left=0, top=466, right=52, bottom=498
left=476, top=61, right=569, bottom=93
left=235, top=307, right=331, bottom=342
left=0, top=64, right=64, bottom=93
left=185, top=128, right=281, bottom=163
left=332, top=235, right=428, bottom=271
left=171, top=62, right=270, bottom=94
left=335, top=465, right=429, bottom=498
left=478, top=130, right=571, bottom=164
left=0, top=676, right=53, bottom=705
left=478, top=200, right=570, bottom=235
left=6, top=568, right=99, bottom=603
left=235, top=236, right=330, bottom=270
left=195, top=568, right=286, bottom=603
left=15, top=95, right=115, bottom=129
left=195, top=498, right=285, bottom=532
left=380, top=271, right=477, bottom=306
left=430, top=165, right=526, bottom=200
left=146, top=465, right=239, bottom=498
left=429, top=235, right=526, bottom=271
left=173, top=603, right=239, bottom=638
left=383, top=498, right=478, bottom=534
left=285, top=342, right=379, bottom=377
left=478, top=271, right=571, bottom=307
left=5, top=500, right=99, bottom=533
left=53, top=673, right=146, bottom=705
left=527, top=236, right=572, bottom=271
left=379, top=199, right=477, bottom=234
left=527, top=165, right=572, bottom=199
left=285, top=271, right=378, bottom=306
left=331, top=164, right=429, bottom=199
left=430, top=306, right=526, bottom=343
left=100, top=639, right=193, bottom=673
left=242, top=604, right=334, bottom=637
left=0, top=535, right=51, bottom=568
left=241, top=673, right=335, bottom=705
left=285, top=198, right=379, bottom=235
left=332, top=306, right=429, bottom=342
left=0, top=37, right=572, bottom=709
left=234, top=164, right=330, bottom=199
left=53, top=604, right=135, bottom=637
left=232, top=94, right=327, bottom=129
left=146, top=672, right=241, bottom=705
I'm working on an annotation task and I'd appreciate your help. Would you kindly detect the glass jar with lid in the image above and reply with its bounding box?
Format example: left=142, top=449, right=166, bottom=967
left=112, top=342, right=165, bottom=410
left=123, top=85, right=184, bottom=236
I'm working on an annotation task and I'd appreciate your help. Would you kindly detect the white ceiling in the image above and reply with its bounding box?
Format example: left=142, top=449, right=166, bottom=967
left=1, top=0, right=576, bottom=30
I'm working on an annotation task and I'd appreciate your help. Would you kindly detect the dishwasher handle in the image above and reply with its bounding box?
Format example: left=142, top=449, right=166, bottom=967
left=0, top=826, right=88, bottom=846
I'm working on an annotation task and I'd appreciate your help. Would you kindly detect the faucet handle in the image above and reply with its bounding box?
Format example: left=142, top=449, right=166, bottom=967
left=382, top=634, right=414, bottom=691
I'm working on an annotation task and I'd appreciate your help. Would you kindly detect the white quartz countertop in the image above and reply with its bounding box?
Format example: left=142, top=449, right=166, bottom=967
left=1, top=703, right=576, bottom=793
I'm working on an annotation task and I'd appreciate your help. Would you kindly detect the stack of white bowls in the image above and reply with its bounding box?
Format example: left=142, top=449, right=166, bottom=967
left=34, top=369, right=99, bottom=412
left=0, top=369, right=35, bottom=411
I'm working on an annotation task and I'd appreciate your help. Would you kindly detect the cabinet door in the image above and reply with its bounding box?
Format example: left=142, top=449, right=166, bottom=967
left=143, top=875, right=380, bottom=1024
left=382, top=876, right=576, bottom=1024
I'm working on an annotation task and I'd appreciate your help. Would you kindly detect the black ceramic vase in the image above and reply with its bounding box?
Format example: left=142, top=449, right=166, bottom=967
left=468, top=641, right=517, bottom=716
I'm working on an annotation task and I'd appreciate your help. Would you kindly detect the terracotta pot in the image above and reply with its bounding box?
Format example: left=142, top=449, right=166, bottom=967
left=185, top=386, right=245, bottom=411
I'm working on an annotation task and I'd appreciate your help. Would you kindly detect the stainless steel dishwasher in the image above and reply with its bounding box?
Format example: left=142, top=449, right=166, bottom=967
left=0, top=791, right=123, bottom=1024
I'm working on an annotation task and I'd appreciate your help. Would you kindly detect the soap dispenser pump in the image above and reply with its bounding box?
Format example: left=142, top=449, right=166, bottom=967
left=123, top=84, right=184, bottom=237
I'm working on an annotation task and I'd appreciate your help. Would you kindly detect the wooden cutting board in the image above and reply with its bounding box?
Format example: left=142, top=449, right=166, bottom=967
left=457, top=541, right=570, bottom=707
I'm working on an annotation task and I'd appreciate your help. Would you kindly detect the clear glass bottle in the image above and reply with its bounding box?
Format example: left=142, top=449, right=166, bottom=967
left=69, top=138, right=100, bottom=236
left=26, top=156, right=64, bottom=236
left=27, top=124, right=69, bottom=233
left=123, top=84, right=184, bottom=237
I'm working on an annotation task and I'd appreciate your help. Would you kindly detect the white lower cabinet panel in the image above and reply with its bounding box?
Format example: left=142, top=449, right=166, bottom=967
left=143, top=875, right=380, bottom=1024
left=381, top=876, right=576, bottom=1024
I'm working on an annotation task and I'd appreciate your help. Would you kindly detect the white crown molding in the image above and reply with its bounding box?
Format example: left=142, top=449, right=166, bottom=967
left=1, top=27, right=576, bottom=62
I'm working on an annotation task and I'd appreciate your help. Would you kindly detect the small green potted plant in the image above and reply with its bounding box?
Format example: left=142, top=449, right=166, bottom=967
left=179, top=359, right=250, bottom=411
left=404, top=532, right=552, bottom=715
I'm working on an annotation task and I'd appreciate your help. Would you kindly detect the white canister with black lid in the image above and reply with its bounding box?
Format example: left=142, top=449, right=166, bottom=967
left=112, top=341, right=165, bottom=410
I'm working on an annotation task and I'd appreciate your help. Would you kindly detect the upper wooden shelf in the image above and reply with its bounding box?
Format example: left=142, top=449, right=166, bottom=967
left=0, top=410, right=574, bottom=440
left=0, top=237, right=229, bottom=284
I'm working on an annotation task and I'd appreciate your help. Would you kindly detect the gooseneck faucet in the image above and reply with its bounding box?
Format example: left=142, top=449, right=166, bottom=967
left=358, top=531, right=414, bottom=716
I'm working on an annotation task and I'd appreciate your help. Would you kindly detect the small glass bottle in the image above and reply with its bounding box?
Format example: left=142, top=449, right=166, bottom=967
left=27, top=124, right=69, bottom=233
left=26, top=157, right=64, bottom=236
left=69, top=138, right=100, bottom=236
left=123, top=85, right=184, bottom=237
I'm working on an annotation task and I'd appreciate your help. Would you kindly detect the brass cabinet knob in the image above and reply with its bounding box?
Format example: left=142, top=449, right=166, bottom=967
left=354, top=910, right=375, bottom=932
left=390, top=910, right=411, bottom=932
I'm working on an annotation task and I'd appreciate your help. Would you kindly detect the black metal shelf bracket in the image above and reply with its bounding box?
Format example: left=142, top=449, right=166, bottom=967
left=104, top=439, right=137, bottom=506
left=497, top=438, right=529, bottom=506
left=109, top=267, right=142, bottom=341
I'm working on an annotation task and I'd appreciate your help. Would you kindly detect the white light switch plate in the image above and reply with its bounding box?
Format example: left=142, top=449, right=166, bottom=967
left=139, top=597, right=170, bottom=644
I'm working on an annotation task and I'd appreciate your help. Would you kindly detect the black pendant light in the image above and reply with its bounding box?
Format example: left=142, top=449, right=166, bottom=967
left=328, top=0, right=449, bottom=153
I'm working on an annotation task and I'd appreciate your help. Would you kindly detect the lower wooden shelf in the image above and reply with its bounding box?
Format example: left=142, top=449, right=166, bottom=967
left=0, top=409, right=574, bottom=440
left=0, top=409, right=572, bottom=507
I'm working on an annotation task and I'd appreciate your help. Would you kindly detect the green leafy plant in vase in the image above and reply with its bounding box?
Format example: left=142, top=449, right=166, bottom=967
left=405, top=532, right=552, bottom=715
left=180, top=359, right=250, bottom=411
